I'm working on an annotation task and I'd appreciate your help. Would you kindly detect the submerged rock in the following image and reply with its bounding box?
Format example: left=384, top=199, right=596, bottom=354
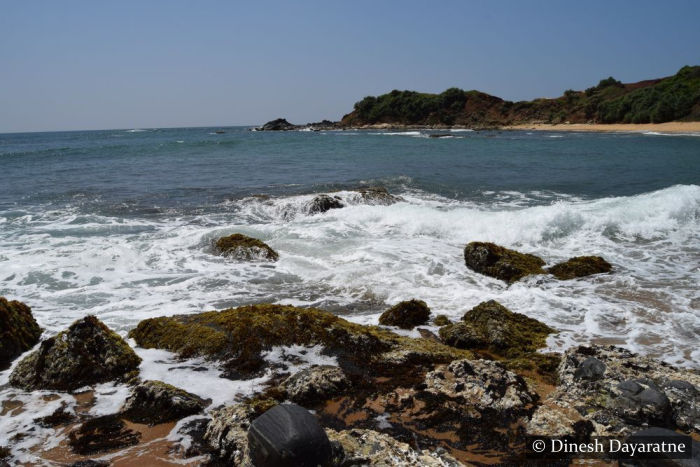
left=547, top=255, right=612, bottom=280
left=282, top=365, right=350, bottom=406
left=307, top=194, right=344, bottom=214
left=463, top=241, right=546, bottom=283
left=527, top=345, right=700, bottom=437
left=326, top=428, right=461, bottom=466
left=121, top=380, right=208, bottom=425
left=68, top=414, right=141, bottom=455
left=357, top=186, right=402, bottom=205
left=247, top=403, right=333, bottom=467
left=378, top=299, right=431, bottom=329
left=34, top=404, right=76, bottom=428
left=214, top=233, right=279, bottom=261
left=0, top=297, right=42, bottom=369
left=10, top=316, right=141, bottom=391
left=438, top=300, right=555, bottom=358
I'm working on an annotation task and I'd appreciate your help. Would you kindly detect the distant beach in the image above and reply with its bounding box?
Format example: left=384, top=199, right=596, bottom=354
left=503, top=121, right=700, bottom=134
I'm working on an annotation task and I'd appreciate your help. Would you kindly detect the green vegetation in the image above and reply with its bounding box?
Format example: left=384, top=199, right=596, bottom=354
left=597, top=66, right=700, bottom=123
left=341, top=66, right=700, bottom=126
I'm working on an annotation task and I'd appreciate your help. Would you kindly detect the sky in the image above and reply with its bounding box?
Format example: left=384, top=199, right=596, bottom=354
left=1, top=0, right=699, bottom=132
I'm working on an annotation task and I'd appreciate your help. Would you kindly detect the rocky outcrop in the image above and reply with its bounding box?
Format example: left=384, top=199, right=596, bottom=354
left=129, top=304, right=471, bottom=381
left=121, top=380, right=208, bottom=425
left=527, top=345, right=700, bottom=437
left=256, top=118, right=298, bottom=131
left=378, top=299, right=431, bottom=329
left=214, top=233, right=279, bottom=261
left=464, top=241, right=546, bottom=283
left=439, top=300, right=555, bottom=358
left=9, top=316, right=141, bottom=391
left=68, top=414, right=141, bottom=455
left=326, top=428, right=461, bottom=466
left=307, top=194, right=343, bottom=214
left=359, top=358, right=538, bottom=460
left=425, top=359, right=537, bottom=413
left=0, top=297, right=42, bottom=369
left=282, top=365, right=350, bottom=406
left=547, top=255, right=612, bottom=280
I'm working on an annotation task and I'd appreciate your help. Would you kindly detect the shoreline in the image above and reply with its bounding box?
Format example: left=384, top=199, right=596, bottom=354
left=256, top=120, right=700, bottom=134
left=501, top=121, right=700, bottom=134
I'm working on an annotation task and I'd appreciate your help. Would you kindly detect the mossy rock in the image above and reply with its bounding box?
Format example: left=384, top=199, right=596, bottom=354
left=378, top=299, right=430, bottom=329
left=438, top=300, right=555, bottom=359
left=547, top=256, right=612, bottom=280
left=432, top=314, right=450, bottom=326
left=464, top=242, right=546, bottom=283
left=129, top=304, right=471, bottom=378
left=9, top=316, right=141, bottom=391
left=121, top=380, right=208, bottom=425
left=0, top=297, right=42, bottom=369
left=215, top=233, right=278, bottom=261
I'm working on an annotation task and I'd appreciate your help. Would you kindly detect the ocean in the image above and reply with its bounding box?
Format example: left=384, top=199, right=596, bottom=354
left=0, top=126, right=698, bottom=368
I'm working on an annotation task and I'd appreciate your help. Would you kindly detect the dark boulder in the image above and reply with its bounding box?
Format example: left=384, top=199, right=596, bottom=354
left=9, top=316, right=141, bottom=391
left=378, top=299, right=431, bottom=329
left=214, top=233, right=278, bottom=261
left=438, top=300, right=555, bottom=358
left=282, top=365, right=350, bottom=406
left=247, top=403, right=333, bottom=467
left=463, top=242, right=546, bottom=283
left=121, top=380, right=208, bottom=425
left=0, top=297, right=42, bottom=369
left=574, top=357, right=606, bottom=381
left=307, top=194, right=344, bottom=214
left=68, top=414, right=141, bottom=455
left=548, top=256, right=612, bottom=280
left=257, top=118, right=298, bottom=131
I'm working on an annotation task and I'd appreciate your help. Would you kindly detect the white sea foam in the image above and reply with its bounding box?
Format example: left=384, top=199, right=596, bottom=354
left=643, top=131, right=700, bottom=137
left=374, top=131, right=422, bottom=136
left=0, top=185, right=698, bottom=369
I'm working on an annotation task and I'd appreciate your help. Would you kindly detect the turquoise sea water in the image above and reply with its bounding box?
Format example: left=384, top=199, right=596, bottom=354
left=0, top=127, right=699, bottom=366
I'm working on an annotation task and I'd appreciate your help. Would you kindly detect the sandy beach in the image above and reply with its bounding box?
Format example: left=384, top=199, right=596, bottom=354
left=503, top=121, right=700, bottom=134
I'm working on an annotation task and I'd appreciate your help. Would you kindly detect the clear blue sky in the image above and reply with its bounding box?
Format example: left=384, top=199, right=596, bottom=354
left=2, top=0, right=699, bottom=132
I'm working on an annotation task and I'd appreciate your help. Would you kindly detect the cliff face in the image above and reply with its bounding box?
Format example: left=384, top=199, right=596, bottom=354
left=340, top=66, right=700, bottom=127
